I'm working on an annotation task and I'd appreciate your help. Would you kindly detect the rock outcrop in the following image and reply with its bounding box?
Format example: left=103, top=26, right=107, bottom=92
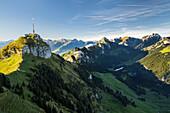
left=0, top=34, right=51, bottom=59
left=136, top=33, right=162, bottom=49
left=22, top=34, right=51, bottom=58
left=113, top=36, right=142, bottom=48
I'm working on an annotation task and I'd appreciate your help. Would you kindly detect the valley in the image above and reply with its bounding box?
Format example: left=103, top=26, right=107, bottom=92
left=0, top=33, right=169, bottom=113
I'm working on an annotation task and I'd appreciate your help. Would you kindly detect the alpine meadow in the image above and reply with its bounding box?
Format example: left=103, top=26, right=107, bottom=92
left=0, top=0, right=170, bottom=113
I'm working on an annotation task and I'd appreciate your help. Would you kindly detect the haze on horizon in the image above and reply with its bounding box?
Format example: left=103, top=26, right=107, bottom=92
left=0, top=0, right=170, bottom=41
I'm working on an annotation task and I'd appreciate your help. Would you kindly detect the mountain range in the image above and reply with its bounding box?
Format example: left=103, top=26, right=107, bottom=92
left=44, top=39, right=97, bottom=54
left=0, top=33, right=170, bottom=113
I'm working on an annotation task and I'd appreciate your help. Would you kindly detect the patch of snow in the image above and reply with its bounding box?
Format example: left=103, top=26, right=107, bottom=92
left=86, top=56, right=89, bottom=59
left=156, top=43, right=163, bottom=48
left=114, top=67, right=124, bottom=71
left=73, top=51, right=84, bottom=55
left=88, top=74, right=92, bottom=80
left=163, top=40, right=170, bottom=44
left=85, top=44, right=94, bottom=48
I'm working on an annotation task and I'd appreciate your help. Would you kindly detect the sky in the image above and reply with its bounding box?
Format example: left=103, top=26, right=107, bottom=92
left=0, top=0, right=170, bottom=41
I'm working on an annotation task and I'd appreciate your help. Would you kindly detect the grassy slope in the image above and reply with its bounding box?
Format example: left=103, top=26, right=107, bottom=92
left=0, top=54, right=23, bottom=74
left=0, top=53, right=100, bottom=112
left=160, top=46, right=170, bottom=53
left=139, top=45, right=170, bottom=83
left=94, top=72, right=170, bottom=113
left=62, top=41, right=147, bottom=72
left=0, top=90, right=45, bottom=113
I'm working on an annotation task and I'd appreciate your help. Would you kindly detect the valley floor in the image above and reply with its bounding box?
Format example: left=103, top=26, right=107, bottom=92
left=94, top=72, right=170, bottom=113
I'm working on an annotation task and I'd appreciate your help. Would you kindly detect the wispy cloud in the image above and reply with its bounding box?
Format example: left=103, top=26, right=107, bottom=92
left=69, top=14, right=81, bottom=23
left=78, top=23, right=170, bottom=41
left=96, top=0, right=113, bottom=5
left=86, top=3, right=170, bottom=26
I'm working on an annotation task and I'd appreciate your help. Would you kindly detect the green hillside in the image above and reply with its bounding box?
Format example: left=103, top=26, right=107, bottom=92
left=93, top=72, right=170, bottom=113
left=139, top=44, right=170, bottom=84
left=0, top=34, right=101, bottom=113
left=0, top=34, right=170, bottom=113
left=62, top=37, right=147, bottom=72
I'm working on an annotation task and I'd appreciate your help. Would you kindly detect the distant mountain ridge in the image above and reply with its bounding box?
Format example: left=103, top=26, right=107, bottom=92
left=62, top=37, right=147, bottom=71
left=62, top=33, right=170, bottom=84
left=44, top=39, right=97, bottom=54
left=0, top=33, right=170, bottom=113
left=0, top=40, right=14, bottom=49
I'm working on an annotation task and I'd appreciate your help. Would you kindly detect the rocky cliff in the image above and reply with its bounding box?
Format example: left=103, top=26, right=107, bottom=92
left=136, top=33, right=162, bottom=49
left=0, top=34, right=51, bottom=59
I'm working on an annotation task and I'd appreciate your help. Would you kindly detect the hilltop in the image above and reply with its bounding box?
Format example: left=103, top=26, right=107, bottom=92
left=0, top=34, right=101, bottom=113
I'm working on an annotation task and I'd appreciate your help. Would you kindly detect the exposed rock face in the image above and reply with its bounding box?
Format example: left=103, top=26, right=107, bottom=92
left=136, top=33, right=162, bottom=49
left=142, top=33, right=162, bottom=42
left=0, top=34, right=51, bottom=59
left=121, top=37, right=142, bottom=47
left=22, top=45, right=51, bottom=58
left=112, top=38, right=121, bottom=43
left=99, top=37, right=110, bottom=43
left=113, top=36, right=142, bottom=48
left=22, top=34, right=51, bottom=58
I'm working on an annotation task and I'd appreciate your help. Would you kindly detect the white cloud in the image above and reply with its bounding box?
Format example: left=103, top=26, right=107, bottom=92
left=77, top=25, right=170, bottom=41
left=69, top=14, right=81, bottom=23
left=87, top=3, right=170, bottom=26
left=136, top=26, right=143, bottom=29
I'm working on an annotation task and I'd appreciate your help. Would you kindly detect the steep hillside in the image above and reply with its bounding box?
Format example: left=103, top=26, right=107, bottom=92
left=136, top=33, right=162, bottom=50
left=0, top=34, right=101, bottom=113
left=139, top=37, right=170, bottom=84
left=62, top=37, right=147, bottom=72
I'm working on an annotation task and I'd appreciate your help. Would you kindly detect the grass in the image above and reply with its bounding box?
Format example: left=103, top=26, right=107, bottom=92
left=94, top=72, right=170, bottom=113
left=139, top=45, right=170, bottom=83
left=0, top=90, right=45, bottom=113
left=0, top=53, right=23, bottom=74
left=160, top=45, right=170, bottom=53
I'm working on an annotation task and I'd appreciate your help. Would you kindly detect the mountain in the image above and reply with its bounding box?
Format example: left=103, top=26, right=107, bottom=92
left=44, top=39, right=71, bottom=51
left=136, top=33, right=162, bottom=50
left=0, top=40, right=14, bottom=49
left=112, top=33, right=162, bottom=51
left=62, top=36, right=170, bottom=112
left=1, top=33, right=170, bottom=113
left=44, top=39, right=97, bottom=54
left=139, top=37, right=170, bottom=83
left=62, top=37, right=147, bottom=71
left=113, top=36, right=142, bottom=48
left=0, top=34, right=101, bottom=113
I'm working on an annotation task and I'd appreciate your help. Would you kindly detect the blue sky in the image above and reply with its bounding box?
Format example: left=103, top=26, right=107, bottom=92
left=0, top=0, right=170, bottom=41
